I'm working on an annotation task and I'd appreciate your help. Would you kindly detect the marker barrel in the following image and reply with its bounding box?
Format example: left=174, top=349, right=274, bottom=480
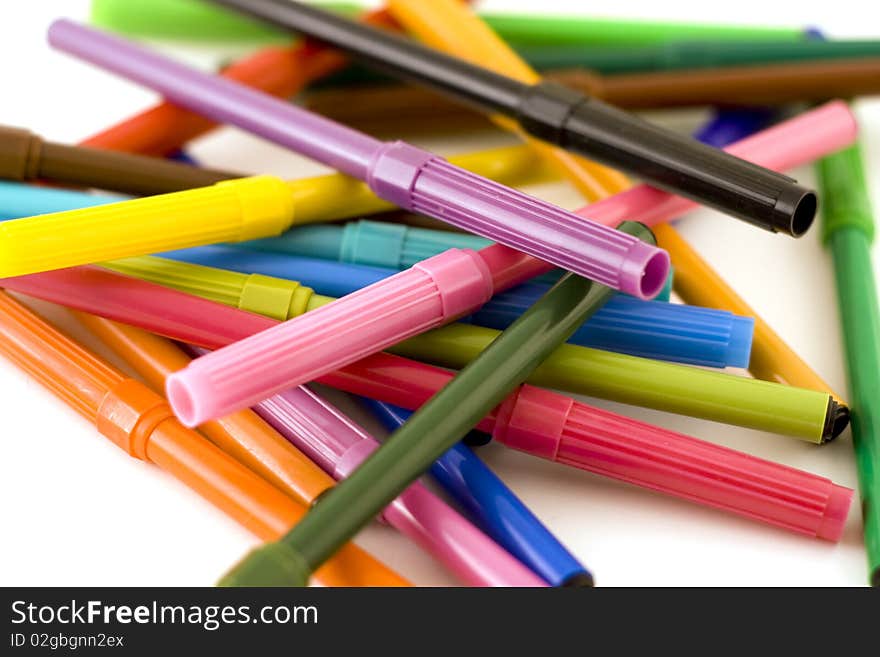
left=0, top=125, right=235, bottom=195
left=91, top=0, right=801, bottom=45
left=0, top=180, right=126, bottom=221
left=493, top=385, right=852, bottom=541
left=220, top=258, right=617, bottom=586
left=104, top=256, right=321, bottom=323
left=819, top=142, right=880, bottom=585
left=0, top=176, right=295, bottom=277
left=79, top=315, right=335, bottom=504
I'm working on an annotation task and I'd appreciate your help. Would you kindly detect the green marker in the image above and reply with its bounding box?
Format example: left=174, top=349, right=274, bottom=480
left=218, top=222, right=650, bottom=586
left=90, top=0, right=358, bottom=41
left=475, top=12, right=803, bottom=47
left=818, top=140, right=880, bottom=586
left=90, top=0, right=802, bottom=46
left=519, top=39, right=880, bottom=75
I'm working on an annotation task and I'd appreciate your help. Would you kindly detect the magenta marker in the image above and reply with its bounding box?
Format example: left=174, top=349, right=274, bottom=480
left=47, top=19, right=666, bottom=298
left=198, top=369, right=547, bottom=588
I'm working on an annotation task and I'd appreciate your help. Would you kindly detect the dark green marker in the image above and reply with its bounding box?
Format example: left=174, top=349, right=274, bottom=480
left=218, top=221, right=654, bottom=586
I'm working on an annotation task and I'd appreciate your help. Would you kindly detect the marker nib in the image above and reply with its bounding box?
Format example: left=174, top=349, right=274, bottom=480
left=821, top=398, right=851, bottom=444
left=561, top=572, right=595, bottom=588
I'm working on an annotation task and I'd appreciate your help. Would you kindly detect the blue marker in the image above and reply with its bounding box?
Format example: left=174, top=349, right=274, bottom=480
left=363, top=398, right=592, bottom=588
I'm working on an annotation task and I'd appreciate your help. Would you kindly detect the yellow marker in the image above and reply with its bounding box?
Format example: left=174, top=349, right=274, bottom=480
left=387, top=0, right=629, bottom=200
left=0, top=144, right=555, bottom=278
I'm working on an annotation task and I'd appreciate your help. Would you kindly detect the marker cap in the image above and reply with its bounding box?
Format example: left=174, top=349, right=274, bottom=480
left=492, top=384, right=854, bottom=541
left=104, top=256, right=316, bottom=322
left=166, top=248, right=495, bottom=426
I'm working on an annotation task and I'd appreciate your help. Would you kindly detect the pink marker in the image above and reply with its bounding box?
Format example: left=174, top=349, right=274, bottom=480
left=322, top=361, right=853, bottom=542
left=166, top=248, right=509, bottom=426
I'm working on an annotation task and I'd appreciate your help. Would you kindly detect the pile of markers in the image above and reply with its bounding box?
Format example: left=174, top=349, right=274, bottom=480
left=1, top=0, right=878, bottom=587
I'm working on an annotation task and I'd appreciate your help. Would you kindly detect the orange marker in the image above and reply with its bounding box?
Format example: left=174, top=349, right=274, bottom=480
left=0, top=291, right=409, bottom=587
left=74, top=312, right=336, bottom=504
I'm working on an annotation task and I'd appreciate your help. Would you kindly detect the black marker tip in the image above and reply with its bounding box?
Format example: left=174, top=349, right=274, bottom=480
left=561, top=571, right=595, bottom=588
left=821, top=398, right=851, bottom=443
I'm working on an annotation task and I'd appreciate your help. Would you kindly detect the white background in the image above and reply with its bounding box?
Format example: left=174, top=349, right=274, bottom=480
left=0, top=0, right=878, bottom=587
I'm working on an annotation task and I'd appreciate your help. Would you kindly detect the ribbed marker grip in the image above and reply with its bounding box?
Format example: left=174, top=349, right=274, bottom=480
left=493, top=385, right=853, bottom=541
left=405, top=154, right=669, bottom=299
left=473, top=283, right=754, bottom=368
left=166, top=248, right=495, bottom=426
left=0, top=176, right=296, bottom=277
left=104, top=255, right=316, bottom=322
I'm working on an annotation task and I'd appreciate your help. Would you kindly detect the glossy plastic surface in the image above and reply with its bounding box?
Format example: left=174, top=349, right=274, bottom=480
left=81, top=8, right=397, bottom=155
left=113, top=253, right=749, bottom=368
left=385, top=0, right=628, bottom=201
left=78, top=314, right=334, bottom=504
left=0, top=176, right=295, bottom=277
left=91, top=0, right=358, bottom=41
left=518, top=39, right=880, bottom=75
left=207, top=0, right=815, bottom=234
left=92, top=0, right=801, bottom=46
left=0, top=180, right=126, bottom=221
left=104, top=256, right=320, bottom=322
left=221, top=250, right=620, bottom=586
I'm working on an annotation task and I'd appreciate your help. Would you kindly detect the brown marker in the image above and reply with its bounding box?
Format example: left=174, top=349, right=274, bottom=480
left=0, top=125, right=240, bottom=195
left=302, top=56, right=880, bottom=129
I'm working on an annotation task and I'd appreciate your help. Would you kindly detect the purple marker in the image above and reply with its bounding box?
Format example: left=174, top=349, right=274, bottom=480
left=47, top=19, right=667, bottom=299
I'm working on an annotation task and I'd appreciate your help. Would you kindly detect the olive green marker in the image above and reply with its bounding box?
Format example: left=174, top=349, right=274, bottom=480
left=218, top=221, right=651, bottom=586
left=818, top=140, right=880, bottom=586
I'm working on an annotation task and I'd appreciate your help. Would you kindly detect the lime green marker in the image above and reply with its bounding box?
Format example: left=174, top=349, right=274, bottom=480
left=106, top=255, right=842, bottom=444
left=818, top=140, right=880, bottom=586
left=91, top=0, right=802, bottom=45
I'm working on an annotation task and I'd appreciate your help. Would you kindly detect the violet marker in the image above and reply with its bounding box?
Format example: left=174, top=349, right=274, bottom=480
left=47, top=20, right=667, bottom=299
